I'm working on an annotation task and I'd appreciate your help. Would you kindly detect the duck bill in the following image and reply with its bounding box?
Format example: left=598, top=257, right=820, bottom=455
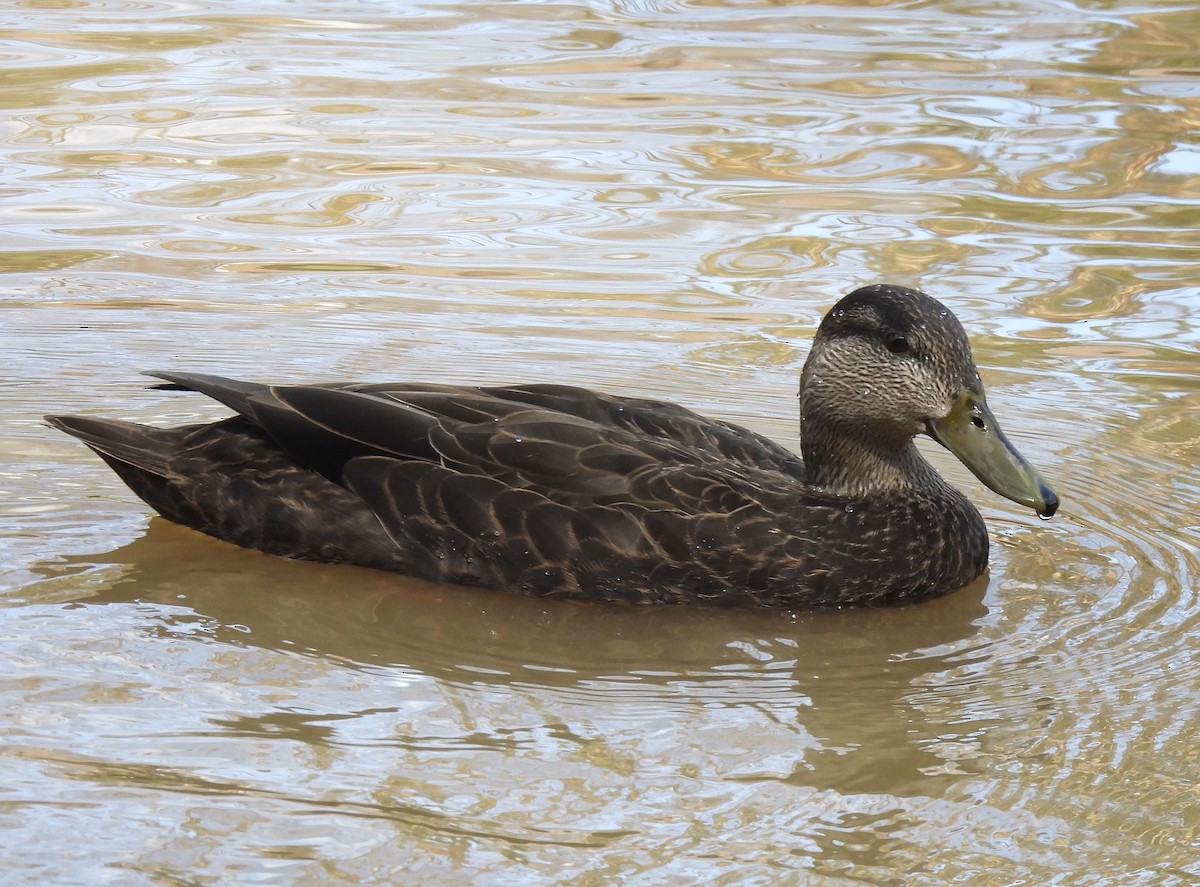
left=927, top=389, right=1059, bottom=518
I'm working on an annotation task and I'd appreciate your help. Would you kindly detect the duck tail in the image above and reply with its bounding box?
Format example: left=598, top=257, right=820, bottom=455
left=45, top=415, right=175, bottom=479
left=46, top=414, right=206, bottom=525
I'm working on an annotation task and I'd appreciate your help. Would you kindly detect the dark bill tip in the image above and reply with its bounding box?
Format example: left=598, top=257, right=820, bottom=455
left=1036, top=483, right=1059, bottom=518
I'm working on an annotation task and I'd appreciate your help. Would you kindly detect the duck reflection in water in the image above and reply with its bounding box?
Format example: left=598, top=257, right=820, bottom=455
left=45, top=514, right=996, bottom=800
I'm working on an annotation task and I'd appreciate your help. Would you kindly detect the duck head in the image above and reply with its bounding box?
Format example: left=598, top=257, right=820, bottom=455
left=800, top=284, right=1058, bottom=518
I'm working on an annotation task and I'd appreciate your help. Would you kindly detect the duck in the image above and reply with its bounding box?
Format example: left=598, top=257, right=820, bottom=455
left=46, top=284, right=1058, bottom=607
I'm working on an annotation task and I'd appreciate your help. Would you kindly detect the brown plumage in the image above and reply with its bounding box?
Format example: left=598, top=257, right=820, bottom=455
left=46, top=284, right=1058, bottom=606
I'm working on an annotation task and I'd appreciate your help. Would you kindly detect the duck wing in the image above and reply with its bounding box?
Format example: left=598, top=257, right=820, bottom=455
left=185, top=380, right=805, bottom=510
left=148, top=371, right=271, bottom=417
left=328, top=392, right=814, bottom=603
left=469, top=383, right=806, bottom=477
left=126, top=374, right=820, bottom=602
left=147, top=374, right=807, bottom=489
left=147, top=373, right=444, bottom=480
left=342, top=453, right=804, bottom=604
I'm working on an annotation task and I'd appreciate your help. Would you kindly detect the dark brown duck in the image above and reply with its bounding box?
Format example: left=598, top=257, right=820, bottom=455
left=47, top=284, right=1058, bottom=606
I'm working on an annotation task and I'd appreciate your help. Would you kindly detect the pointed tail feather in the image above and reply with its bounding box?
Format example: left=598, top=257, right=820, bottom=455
left=45, top=414, right=175, bottom=479
left=143, top=371, right=269, bottom=419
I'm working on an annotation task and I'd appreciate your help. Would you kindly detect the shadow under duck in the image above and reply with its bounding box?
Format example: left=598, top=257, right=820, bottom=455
left=47, top=284, right=1058, bottom=607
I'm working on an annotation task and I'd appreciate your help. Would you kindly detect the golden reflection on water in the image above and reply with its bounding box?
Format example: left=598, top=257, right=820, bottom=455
left=3, top=0, right=1200, bottom=883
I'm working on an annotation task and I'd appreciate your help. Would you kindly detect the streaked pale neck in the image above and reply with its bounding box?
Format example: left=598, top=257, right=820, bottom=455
left=800, top=422, right=946, bottom=499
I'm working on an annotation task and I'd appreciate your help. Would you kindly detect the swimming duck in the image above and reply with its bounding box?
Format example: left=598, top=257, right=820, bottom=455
left=47, top=284, right=1057, bottom=607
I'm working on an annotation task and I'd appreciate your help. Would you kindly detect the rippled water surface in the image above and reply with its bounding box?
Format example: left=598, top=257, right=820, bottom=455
left=3, top=1, right=1199, bottom=884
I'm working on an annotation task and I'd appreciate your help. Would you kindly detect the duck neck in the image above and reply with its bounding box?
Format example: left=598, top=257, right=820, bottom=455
left=800, top=420, right=945, bottom=500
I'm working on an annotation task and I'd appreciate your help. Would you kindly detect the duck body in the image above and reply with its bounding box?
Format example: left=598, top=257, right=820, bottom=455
left=47, top=285, right=1057, bottom=607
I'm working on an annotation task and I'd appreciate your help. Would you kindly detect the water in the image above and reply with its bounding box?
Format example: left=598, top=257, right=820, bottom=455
left=3, top=0, right=1199, bottom=883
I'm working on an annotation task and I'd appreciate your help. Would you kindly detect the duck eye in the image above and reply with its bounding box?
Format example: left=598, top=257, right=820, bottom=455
left=885, top=333, right=910, bottom=355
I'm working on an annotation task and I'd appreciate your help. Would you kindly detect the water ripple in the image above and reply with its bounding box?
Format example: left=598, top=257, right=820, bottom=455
left=4, top=0, right=1200, bottom=883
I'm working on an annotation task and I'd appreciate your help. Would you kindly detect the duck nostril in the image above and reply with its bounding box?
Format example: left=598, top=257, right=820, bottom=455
left=971, top=415, right=986, bottom=430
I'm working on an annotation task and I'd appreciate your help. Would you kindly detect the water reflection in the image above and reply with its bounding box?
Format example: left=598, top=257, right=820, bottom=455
left=33, top=517, right=997, bottom=800
left=5, top=0, right=1200, bottom=881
